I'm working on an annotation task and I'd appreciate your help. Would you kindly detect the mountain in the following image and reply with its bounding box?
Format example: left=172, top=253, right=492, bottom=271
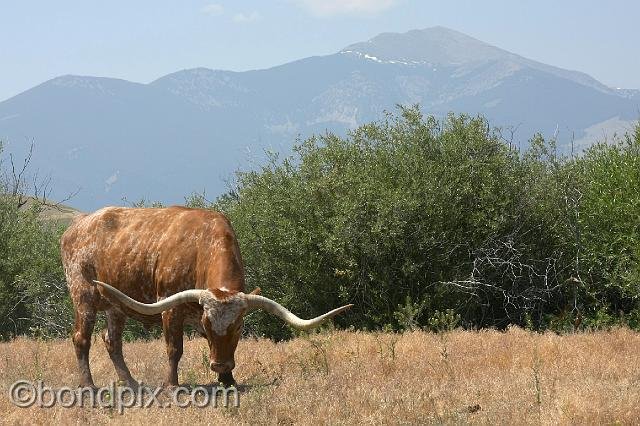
left=1, top=27, right=638, bottom=210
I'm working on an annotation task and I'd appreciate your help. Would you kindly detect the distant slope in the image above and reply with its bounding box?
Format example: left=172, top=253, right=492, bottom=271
left=1, top=27, right=637, bottom=210
left=18, top=196, right=82, bottom=225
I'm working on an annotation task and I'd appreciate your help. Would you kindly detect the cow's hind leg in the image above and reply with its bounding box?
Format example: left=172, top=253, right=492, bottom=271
left=102, top=309, right=138, bottom=388
left=72, top=304, right=97, bottom=389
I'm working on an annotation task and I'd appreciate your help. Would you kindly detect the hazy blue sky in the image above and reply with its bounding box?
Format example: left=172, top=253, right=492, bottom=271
left=1, top=1, right=638, bottom=102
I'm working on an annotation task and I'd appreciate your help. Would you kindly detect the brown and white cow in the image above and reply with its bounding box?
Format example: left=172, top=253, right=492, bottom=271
left=61, top=206, right=351, bottom=388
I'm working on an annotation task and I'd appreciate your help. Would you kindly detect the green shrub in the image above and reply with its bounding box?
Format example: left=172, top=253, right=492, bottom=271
left=206, top=108, right=550, bottom=337
left=210, top=108, right=640, bottom=337
left=0, top=145, right=70, bottom=338
left=2, top=114, right=640, bottom=341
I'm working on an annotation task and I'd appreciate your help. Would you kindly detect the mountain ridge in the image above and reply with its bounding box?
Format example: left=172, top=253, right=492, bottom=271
left=342, top=27, right=613, bottom=95
left=1, top=26, right=637, bottom=210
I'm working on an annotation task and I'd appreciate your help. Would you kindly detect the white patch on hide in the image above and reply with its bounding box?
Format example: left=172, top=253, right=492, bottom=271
left=199, top=291, right=247, bottom=335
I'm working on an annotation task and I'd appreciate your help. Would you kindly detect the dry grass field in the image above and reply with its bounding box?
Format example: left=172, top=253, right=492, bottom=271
left=1, top=327, right=639, bottom=425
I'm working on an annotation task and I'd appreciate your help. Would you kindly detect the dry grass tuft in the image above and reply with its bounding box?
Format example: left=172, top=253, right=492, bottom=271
left=1, top=327, right=639, bottom=424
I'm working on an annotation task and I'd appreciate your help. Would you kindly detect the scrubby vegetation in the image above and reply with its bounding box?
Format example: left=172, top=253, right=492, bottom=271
left=1, top=107, right=639, bottom=340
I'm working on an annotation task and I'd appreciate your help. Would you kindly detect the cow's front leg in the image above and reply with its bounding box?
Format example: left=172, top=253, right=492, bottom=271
left=162, top=307, right=185, bottom=387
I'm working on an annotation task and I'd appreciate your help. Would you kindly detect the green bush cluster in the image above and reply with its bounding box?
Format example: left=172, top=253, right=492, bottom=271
left=1, top=107, right=639, bottom=340
left=209, top=106, right=640, bottom=338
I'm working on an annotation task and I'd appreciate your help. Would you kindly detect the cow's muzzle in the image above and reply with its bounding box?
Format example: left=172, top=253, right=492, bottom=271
left=210, top=361, right=235, bottom=373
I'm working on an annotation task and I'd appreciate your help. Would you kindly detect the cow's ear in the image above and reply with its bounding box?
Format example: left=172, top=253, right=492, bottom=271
left=249, top=287, right=261, bottom=295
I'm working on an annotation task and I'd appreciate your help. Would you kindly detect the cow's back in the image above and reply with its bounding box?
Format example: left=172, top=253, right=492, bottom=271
left=61, top=206, right=232, bottom=304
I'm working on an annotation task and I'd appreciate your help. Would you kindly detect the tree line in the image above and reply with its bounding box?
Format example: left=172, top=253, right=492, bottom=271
left=1, top=106, right=639, bottom=340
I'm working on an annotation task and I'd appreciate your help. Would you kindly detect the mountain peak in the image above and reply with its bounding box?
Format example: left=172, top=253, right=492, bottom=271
left=341, top=26, right=507, bottom=65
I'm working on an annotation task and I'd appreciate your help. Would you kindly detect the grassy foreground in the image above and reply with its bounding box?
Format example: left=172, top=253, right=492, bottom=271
left=1, top=328, right=639, bottom=424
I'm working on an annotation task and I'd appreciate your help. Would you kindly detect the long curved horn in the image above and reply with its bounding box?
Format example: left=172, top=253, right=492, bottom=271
left=245, top=294, right=353, bottom=330
left=93, top=280, right=206, bottom=315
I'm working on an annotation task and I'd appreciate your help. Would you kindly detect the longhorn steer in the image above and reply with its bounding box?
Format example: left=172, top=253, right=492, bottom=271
left=61, top=206, right=351, bottom=388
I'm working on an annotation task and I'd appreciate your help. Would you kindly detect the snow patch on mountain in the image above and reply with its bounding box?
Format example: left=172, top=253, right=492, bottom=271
left=340, top=50, right=431, bottom=66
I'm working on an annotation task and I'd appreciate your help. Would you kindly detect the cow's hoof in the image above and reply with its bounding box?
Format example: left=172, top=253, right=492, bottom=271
left=78, top=384, right=99, bottom=394
left=218, top=372, right=236, bottom=388
left=117, top=379, right=140, bottom=390
left=162, top=383, right=180, bottom=391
